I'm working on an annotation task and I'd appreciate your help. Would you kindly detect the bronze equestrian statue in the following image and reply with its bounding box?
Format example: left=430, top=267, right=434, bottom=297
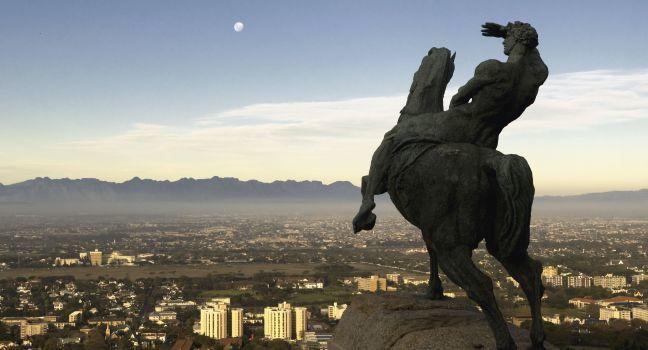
left=352, top=22, right=549, bottom=350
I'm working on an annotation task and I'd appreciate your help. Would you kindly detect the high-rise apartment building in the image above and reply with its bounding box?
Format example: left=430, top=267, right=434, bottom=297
left=542, top=275, right=563, bottom=287
left=293, top=307, right=308, bottom=340
left=566, top=275, right=592, bottom=288
left=89, top=249, right=103, bottom=266
left=593, top=274, right=627, bottom=289
left=264, top=302, right=292, bottom=340
left=230, top=308, right=243, bottom=338
left=357, top=275, right=387, bottom=292
left=200, top=303, right=228, bottom=339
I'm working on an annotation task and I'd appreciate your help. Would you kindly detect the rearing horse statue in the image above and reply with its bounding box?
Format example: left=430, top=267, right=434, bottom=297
left=352, top=22, right=548, bottom=350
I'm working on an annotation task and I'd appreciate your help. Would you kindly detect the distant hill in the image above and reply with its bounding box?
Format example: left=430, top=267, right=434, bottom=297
left=0, top=176, right=359, bottom=202
left=537, top=189, right=648, bottom=202
left=534, top=189, right=648, bottom=217
left=0, top=177, right=363, bottom=215
left=0, top=177, right=646, bottom=217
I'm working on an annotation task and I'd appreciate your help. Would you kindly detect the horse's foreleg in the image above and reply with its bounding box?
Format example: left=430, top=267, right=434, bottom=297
left=438, top=245, right=516, bottom=350
left=424, top=237, right=444, bottom=299
left=353, top=138, right=394, bottom=233
left=498, top=253, right=545, bottom=349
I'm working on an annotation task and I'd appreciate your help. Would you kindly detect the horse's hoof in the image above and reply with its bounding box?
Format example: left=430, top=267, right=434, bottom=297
left=526, top=342, right=545, bottom=350
left=352, top=202, right=376, bottom=233
left=352, top=213, right=376, bottom=233
left=425, top=290, right=446, bottom=300
left=426, top=294, right=447, bottom=301
left=496, top=338, right=517, bottom=350
left=497, top=345, right=517, bottom=350
left=530, top=330, right=545, bottom=349
left=365, top=213, right=376, bottom=230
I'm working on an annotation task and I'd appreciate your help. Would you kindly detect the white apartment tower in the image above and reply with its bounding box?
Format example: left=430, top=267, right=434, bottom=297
left=294, top=307, right=308, bottom=340
left=264, top=302, right=292, bottom=340
left=200, top=303, right=228, bottom=339
left=230, top=308, right=243, bottom=338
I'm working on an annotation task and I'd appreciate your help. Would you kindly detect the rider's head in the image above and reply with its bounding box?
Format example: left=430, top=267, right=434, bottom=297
left=503, top=21, right=538, bottom=55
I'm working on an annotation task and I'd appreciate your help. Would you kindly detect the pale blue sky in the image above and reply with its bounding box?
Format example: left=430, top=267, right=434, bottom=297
left=1, top=1, right=647, bottom=194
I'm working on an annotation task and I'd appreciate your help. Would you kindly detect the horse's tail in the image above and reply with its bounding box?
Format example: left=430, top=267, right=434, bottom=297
left=489, top=153, right=535, bottom=258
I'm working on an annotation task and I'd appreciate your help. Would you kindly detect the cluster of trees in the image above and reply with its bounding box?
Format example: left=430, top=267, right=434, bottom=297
left=240, top=339, right=294, bottom=350
left=543, top=285, right=615, bottom=309
left=0, top=322, right=20, bottom=343
left=0, top=324, right=134, bottom=350
left=541, top=319, right=648, bottom=349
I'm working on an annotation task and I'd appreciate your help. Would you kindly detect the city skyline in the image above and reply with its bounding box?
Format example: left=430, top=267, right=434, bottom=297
left=1, top=1, right=648, bottom=195
left=0, top=214, right=647, bottom=348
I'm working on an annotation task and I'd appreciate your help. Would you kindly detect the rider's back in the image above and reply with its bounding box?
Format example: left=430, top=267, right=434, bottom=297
left=471, top=49, right=548, bottom=147
left=393, top=49, right=548, bottom=150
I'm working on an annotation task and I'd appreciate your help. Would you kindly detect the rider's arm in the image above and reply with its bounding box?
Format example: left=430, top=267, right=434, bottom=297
left=450, top=78, right=490, bottom=107
left=449, top=59, right=502, bottom=108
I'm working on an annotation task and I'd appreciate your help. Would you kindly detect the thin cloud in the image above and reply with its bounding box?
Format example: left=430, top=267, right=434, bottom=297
left=62, top=69, right=648, bottom=155
left=507, top=69, right=648, bottom=133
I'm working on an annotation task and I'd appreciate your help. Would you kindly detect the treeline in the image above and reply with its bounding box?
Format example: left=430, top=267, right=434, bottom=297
left=540, top=320, right=648, bottom=349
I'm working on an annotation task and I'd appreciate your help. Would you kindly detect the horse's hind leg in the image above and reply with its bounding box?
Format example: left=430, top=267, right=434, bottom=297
left=497, top=252, right=545, bottom=349
left=424, top=236, right=444, bottom=299
left=437, top=245, right=516, bottom=350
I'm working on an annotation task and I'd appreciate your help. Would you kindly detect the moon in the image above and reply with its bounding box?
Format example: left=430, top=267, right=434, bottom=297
left=234, top=22, right=244, bottom=32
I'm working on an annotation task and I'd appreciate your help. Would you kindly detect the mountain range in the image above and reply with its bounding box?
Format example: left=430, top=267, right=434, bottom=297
left=0, top=177, right=646, bottom=217
left=0, top=176, right=358, bottom=202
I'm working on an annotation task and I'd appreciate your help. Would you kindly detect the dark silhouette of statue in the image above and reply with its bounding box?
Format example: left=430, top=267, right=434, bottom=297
left=352, top=22, right=549, bottom=350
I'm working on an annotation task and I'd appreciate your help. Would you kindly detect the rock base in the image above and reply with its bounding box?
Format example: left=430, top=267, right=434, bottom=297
left=329, top=293, right=556, bottom=350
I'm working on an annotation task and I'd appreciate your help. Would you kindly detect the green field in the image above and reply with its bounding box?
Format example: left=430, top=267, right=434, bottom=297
left=0, top=262, right=421, bottom=280
left=200, top=289, right=259, bottom=297
left=287, top=287, right=355, bottom=305
left=198, top=285, right=355, bottom=306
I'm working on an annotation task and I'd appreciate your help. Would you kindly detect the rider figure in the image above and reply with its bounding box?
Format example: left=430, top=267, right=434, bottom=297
left=353, top=22, right=548, bottom=233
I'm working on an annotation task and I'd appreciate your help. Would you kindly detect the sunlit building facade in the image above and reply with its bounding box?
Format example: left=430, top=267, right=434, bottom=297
left=231, top=308, right=243, bottom=338
left=264, top=302, right=292, bottom=340
left=200, top=303, right=228, bottom=339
